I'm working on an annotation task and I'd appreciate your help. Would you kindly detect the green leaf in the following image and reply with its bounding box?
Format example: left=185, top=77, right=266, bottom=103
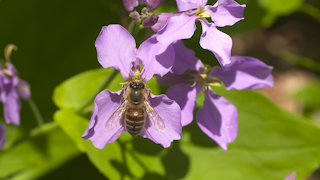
left=185, top=87, right=320, bottom=180
left=53, top=68, right=123, bottom=110
left=0, top=124, right=80, bottom=180
left=293, top=80, right=320, bottom=110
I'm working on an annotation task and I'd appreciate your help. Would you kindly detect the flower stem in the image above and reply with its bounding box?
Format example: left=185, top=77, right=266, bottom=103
left=75, top=68, right=119, bottom=113
left=28, top=97, right=44, bottom=127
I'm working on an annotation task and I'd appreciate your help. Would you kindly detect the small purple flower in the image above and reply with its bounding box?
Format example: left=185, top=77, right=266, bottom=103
left=0, top=123, right=5, bottom=150
left=82, top=25, right=182, bottom=148
left=152, top=0, right=245, bottom=66
left=122, top=0, right=164, bottom=12
left=0, top=44, right=31, bottom=125
left=284, top=172, right=296, bottom=180
left=157, top=41, right=274, bottom=150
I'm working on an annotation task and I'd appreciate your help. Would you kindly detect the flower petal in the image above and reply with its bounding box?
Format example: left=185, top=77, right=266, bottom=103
left=284, top=172, right=297, bottom=180
left=199, top=21, right=232, bottom=66
left=0, top=123, right=6, bottom=150
left=156, top=13, right=197, bottom=47
left=16, top=79, right=31, bottom=100
left=137, top=36, right=175, bottom=81
left=122, top=0, right=139, bottom=11
left=209, top=56, right=274, bottom=90
left=152, top=12, right=182, bottom=32
left=140, top=94, right=182, bottom=148
left=3, top=89, right=21, bottom=125
left=171, top=40, right=204, bottom=74
left=156, top=71, right=197, bottom=86
left=82, top=90, right=125, bottom=149
left=166, top=83, right=201, bottom=126
left=95, top=25, right=137, bottom=80
left=176, top=0, right=199, bottom=11
left=196, top=90, right=238, bottom=150
left=207, top=0, right=245, bottom=27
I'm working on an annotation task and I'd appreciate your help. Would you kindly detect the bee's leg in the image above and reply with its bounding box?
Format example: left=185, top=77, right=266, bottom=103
left=121, top=86, right=126, bottom=101
left=147, top=87, right=151, bottom=99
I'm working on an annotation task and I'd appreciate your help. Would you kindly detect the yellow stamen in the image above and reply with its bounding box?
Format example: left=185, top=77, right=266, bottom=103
left=199, top=73, right=207, bottom=79
left=196, top=7, right=211, bottom=19
left=134, top=71, right=141, bottom=80
left=4, top=44, right=17, bottom=62
left=3, top=69, right=13, bottom=77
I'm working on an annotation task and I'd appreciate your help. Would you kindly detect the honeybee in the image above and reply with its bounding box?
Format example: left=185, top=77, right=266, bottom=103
left=105, top=71, right=165, bottom=136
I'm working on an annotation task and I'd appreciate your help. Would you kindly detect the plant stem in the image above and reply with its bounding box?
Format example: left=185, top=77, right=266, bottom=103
left=75, top=68, right=119, bottom=113
left=28, top=97, right=44, bottom=127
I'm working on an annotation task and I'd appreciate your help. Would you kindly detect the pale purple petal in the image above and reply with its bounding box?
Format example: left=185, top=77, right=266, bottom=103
left=166, top=83, right=201, bottom=126
left=95, top=25, right=137, bottom=80
left=176, top=0, right=199, bottom=11
left=171, top=40, right=204, bottom=74
left=284, top=172, right=297, bottom=180
left=16, top=79, right=31, bottom=100
left=152, top=13, right=182, bottom=32
left=156, top=13, right=197, bottom=47
left=82, top=90, right=125, bottom=149
left=196, top=90, right=238, bottom=150
left=137, top=36, right=175, bottom=81
left=140, top=94, right=182, bottom=148
left=3, top=89, right=21, bottom=125
left=123, top=0, right=139, bottom=11
left=199, top=21, right=232, bottom=66
left=209, top=56, right=274, bottom=90
left=0, top=123, right=5, bottom=150
left=207, top=0, right=245, bottom=27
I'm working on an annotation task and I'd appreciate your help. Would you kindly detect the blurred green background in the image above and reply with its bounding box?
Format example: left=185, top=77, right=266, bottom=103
left=0, top=0, right=320, bottom=179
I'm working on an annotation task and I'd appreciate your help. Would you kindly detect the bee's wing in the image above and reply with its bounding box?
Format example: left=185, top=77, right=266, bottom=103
left=145, top=101, right=165, bottom=132
left=105, top=100, right=127, bottom=130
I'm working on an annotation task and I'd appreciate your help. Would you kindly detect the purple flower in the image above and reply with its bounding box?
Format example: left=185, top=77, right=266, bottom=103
left=0, top=123, right=5, bottom=150
left=157, top=41, right=274, bottom=150
left=152, top=0, right=245, bottom=66
left=0, top=44, right=31, bottom=125
left=82, top=25, right=182, bottom=148
left=284, top=172, right=296, bottom=180
left=123, top=0, right=164, bottom=12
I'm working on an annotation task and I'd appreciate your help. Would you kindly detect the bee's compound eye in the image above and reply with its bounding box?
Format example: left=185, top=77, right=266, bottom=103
left=140, top=84, right=145, bottom=89
left=130, top=83, right=135, bottom=88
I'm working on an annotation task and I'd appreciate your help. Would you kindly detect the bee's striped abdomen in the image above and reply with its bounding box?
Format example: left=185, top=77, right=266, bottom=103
left=125, top=108, right=145, bottom=136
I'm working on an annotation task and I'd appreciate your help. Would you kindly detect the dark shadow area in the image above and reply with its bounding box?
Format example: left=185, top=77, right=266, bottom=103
left=140, top=173, right=166, bottom=180
left=132, top=136, right=163, bottom=155
left=110, top=160, right=133, bottom=180
left=39, top=153, right=107, bottom=180
left=161, top=142, right=190, bottom=179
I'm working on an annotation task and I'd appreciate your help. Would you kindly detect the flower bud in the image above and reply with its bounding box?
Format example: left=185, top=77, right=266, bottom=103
left=129, top=11, right=140, bottom=21
left=122, top=0, right=139, bottom=12
left=147, top=0, right=164, bottom=11
left=142, top=14, right=159, bottom=28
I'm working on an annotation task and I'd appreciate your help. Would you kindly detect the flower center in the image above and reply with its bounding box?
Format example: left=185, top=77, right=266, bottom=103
left=196, top=6, right=211, bottom=19
left=198, top=66, right=221, bottom=92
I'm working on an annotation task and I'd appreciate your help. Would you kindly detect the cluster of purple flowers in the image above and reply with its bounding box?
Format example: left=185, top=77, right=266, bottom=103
left=0, top=44, right=31, bottom=150
left=82, top=0, right=274, bottom=150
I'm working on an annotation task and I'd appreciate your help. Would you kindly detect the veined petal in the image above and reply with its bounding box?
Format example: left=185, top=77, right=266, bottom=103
left=171, top=40, right=204, bottom=74
left=176, top=0, right=199, bottom=11
left=95, top=25, right=137, bottom=80
left=166, top=83, right=201, bottom=126
left=209, top=56, right=274, bottom=90
left=140, top=94, right=182, bottom=148
left=156, top=13, right=197, bottom=47
left=152, top=12, right=182, bottom=32
left=207, top=0, right=245, bottom=27
left=200, top=21, right=232, bottom=66
left=122, top=0, right=139, bottom=11
left=0, top=123, right=5, bottom=150
left=196, top=90, right=238, bottom=150
left=82, top=90, right=125, bottom=149
left=137, top=36, right=175, bottom=81
left=16, top=79, right=31, bottom=100
left=3, top=89, right=21, bottom=125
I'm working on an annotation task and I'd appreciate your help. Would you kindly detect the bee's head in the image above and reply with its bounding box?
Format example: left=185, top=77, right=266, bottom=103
left=129, top=82, right=145, bottom=90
